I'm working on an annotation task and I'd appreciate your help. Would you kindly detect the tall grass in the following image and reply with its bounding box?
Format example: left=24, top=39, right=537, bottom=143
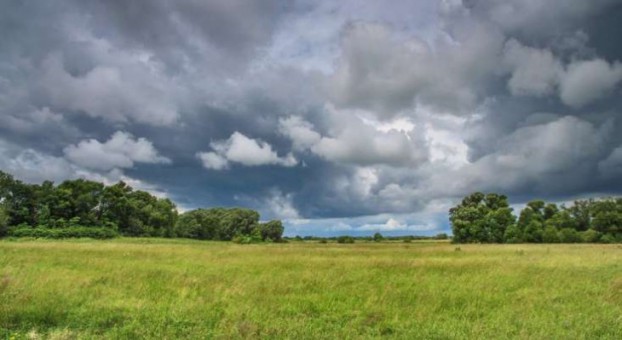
left=1, top=239, right=621, bottom=338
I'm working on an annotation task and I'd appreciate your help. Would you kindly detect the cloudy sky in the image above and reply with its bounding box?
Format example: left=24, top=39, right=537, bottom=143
left=1, top=0, right=622, bottom=236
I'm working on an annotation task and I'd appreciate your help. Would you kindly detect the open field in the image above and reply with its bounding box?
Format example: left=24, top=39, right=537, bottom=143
left=1, top=239, right=621, bottom=339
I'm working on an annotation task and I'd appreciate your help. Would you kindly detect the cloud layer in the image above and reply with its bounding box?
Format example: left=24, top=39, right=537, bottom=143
left=1, top=0, right=622, bottom=235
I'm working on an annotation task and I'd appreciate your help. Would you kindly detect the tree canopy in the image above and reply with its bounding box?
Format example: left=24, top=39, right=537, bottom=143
left=0, top=170, right=283, bottom=241
left=450, top=192, right=622, bottom=244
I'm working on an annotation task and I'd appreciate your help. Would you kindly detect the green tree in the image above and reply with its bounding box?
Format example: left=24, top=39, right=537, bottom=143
left=542, top=225, right=559, bottom=243
left=558, top=228, right=582, bottom=243
left=258, top=220, right=284, bottom=242
left=373, top=232, right=384, bottom=242
left=545, top=210, right=578, bottom=230
left=0, top=204, right=9, bottom=237
left=590, top=199, right=622, bottom=234
left=567, top=199, right=592, bottom=231
left=450, top=192, right=516, bottom=243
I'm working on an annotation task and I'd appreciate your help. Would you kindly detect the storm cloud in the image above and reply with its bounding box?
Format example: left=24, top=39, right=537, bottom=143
left=1, top=0, right=622, bottom=236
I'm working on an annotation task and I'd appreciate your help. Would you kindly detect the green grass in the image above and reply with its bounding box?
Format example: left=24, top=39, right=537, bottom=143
left=0, top=239, right=621, bottom=339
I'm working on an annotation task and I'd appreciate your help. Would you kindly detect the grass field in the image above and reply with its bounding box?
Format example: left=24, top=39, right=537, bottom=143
left=0, top=239, right=621, bottom=339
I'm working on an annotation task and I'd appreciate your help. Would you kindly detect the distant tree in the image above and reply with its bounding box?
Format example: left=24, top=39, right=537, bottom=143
left=373, top=232, right=384, bottom=242
left=542, top=225, right=560, bottom=243
left=337, top=236, right=355, bottom=244
left=175, top=208, right=262, bottom=241
left=590, top=199, right=622, bottom=234
left=450, top=192, right=516, bottom=243
left=0, top=204, right=9, bottom=237
left=568, top=199, right=592, bottom=231
left=503, top=224, right=523, bottom=243
left=545, top=210, right=578, bottom=230
left=258, top=220, right=284, bottom=242
left=435, top=233, right=449, bottom=240
left=543, top=203, right=559, bottom=220
left=581, top=229, right=602, bottom=243
left=558, top=228, right=582, bottom=243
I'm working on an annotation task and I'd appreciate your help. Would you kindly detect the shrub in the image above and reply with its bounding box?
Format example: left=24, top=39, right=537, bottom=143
left=600, top=233, right=617, bottom=244
left=373, top=232, right=384, bottom=242
left=318, top=239, right=328, bottom=244
left=336, top=236, right=355, bottom=244
left=232, top=230, right=263, bottom=244
left=435, top=233, right=449, bottom=240
left=542, top=226, right=559, bottom=243
left=581, top=229, right=602, bottom=243
left=503, top=225, right=523, bottom=243
left=232, top=235, right=253, bottom=244
left=558, top=228, right=582, bottom=243
left=7, top=226, right=118, bottom=239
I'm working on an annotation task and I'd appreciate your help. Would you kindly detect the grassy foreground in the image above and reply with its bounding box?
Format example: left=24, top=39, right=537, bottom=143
left=0, top=239, right=621, bottom=339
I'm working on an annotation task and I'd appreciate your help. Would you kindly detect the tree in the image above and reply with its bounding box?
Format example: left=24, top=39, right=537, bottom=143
left=568, top=199, right=592, bottom=231
left=558, top=228, right=581, bottom=243
left=175, top=208, right=268, bottom=241
left=545, top=210, right=578, bottom=230
left=503, top=224, right=522, bottom=243
left=0, top=204, right=9, bottom=237
left=450, top=192, right=516, bottom=243
left=258, top=220, right=284, bottom=242
left=542, top=225, right=560, bottom=243
left=590, top=199, right=622, bottom=234
left=373, top=232, right=384, bottom=242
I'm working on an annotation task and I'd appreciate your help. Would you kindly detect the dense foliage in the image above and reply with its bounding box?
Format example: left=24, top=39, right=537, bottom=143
left=0, top=170, right=283, bottom=241
left=8, top=226, right=118, bottom=239
left=0, top=170, right=176, bottom=238
left=451, top=192, right=622, bottom=243
left=175, top=208, right=284, bottom=242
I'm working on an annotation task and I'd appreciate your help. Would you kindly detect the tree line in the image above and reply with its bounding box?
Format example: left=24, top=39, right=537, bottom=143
left=0, top=170, right=282, bottom=241
left=450, top=192, right=622, bottom=243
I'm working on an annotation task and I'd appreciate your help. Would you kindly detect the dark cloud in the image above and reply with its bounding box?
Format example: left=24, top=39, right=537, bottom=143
left=1, top=0, right=622, bottom=235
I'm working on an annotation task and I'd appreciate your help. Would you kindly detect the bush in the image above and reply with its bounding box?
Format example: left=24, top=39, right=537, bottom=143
left=232, top=235, right=253, bottom=244
left=435, top=233, right=449, bottom=240
left=600, top=233, right=617, bottom=244
left=581, top=229, right=602, bottom=243
left=373, top=232, right=384, bottom=242
left=503, top=225, right=523, bottom=243
left=542, top=226, right=559, bottom=243
left=7, top=226, right=118, bottom=239
left=318, top=239, right=328, bottom=244
left=336, top=236, right=355, bottom=244
left=232, top=230, right=262, bottom=244
left=558, top=228, right=582, bottom=243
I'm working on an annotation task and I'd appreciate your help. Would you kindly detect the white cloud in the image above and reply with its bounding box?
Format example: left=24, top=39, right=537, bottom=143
left=359, top=218, right=436, bottom=232
left=559, top=59, right=622, bottom=107
left=196, top=152, right=229, bottom=170
left=64, top=131, right=170, bottom=171
left=198, top=131, right=297, bottom=170
left=279, top=110, right=428, bottom=167
left=0, top=138, right=168, bottom=198
left=263, top=190, right=300, bottom=220
left=424, top=115, right=610, bottom=195
left=278, top=116, right=322, bottom=151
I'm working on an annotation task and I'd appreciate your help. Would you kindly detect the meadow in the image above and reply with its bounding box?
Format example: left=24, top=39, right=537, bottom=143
left=0, top=239, right=621, bottom=339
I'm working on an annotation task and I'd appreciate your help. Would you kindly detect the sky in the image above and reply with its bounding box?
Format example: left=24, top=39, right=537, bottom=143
left=1, top=0, right=622, bottom=237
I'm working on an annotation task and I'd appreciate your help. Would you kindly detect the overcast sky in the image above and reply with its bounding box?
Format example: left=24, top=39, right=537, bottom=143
left=1, top=0, right=622, bottom=236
